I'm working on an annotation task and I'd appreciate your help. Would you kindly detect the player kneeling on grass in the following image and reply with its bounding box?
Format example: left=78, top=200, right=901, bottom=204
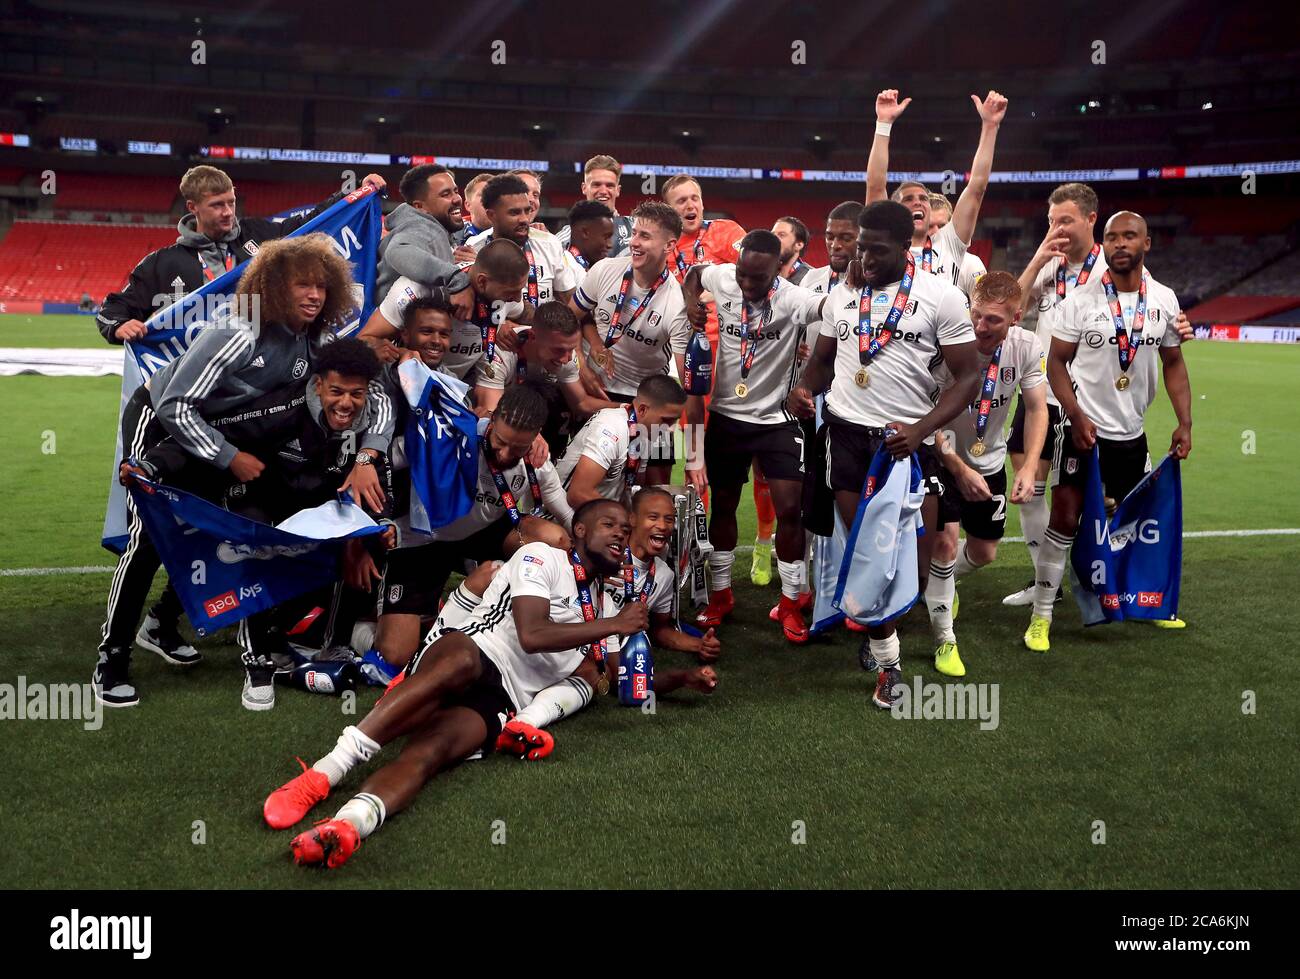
left=496, top=488, right=719, bottom=756
left=924, top=271, right=1048, bottom=677
left=261, top=499, right=649, bottom=868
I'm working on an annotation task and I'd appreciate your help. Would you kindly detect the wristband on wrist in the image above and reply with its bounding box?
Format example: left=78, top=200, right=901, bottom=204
left=875, top=121, right=893, bottom=137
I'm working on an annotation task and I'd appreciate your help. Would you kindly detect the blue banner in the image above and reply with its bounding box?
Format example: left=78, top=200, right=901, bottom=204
left=1069, top=450, right=1183, bottom=625
left=128, top=479, right=383, bottom=635
left=102, top=187, right=384, bottom=551
left=396, top=360, right=479, bottom=535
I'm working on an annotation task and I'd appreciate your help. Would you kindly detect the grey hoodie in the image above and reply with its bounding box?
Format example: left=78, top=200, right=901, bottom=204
left=376, top=203, right=468, bottom=299
left=176, top=213, right=241, bottom=279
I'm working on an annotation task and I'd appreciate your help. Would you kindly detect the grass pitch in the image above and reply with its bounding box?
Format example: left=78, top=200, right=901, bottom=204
left=1, top=313, right=1297, bottom=889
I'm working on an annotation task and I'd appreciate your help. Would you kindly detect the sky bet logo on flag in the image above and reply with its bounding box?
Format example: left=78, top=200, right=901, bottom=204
left=1069, top=450, right=1183, bottom=625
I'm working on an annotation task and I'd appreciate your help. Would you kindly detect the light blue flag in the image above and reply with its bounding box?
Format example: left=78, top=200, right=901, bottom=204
left=102, top=186, right=384, bottom=551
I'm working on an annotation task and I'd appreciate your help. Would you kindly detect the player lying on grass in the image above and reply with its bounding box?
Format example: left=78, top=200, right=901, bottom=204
left=261, top=498, right=649, bottom=868
left=495, top=487, right=719, bottom=759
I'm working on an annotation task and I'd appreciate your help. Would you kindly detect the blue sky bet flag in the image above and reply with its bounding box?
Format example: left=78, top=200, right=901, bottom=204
left=820, top=445, right=926, bottom=630
left=101, top=186, right=384, bottom=551
left=1070, top=450, right=1183, bottom=625
left=128, top=479, right=383, bottom=635
left=397, top=360, right=479, bottom=534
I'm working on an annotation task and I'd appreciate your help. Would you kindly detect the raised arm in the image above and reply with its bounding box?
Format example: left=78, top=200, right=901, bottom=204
left=950, top=91, right=1008, bottom=246
left=866, top=90, right=911, bottom=205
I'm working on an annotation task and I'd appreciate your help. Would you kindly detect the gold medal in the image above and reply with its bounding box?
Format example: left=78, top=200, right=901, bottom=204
left=1115, top=375, right=1131, bottom=391
left=735, top=382, right=749, bottom=399
left=482, top=362, right=497, bottom=381
left=596, top=673, right=610, bottom=696
left=854, top=368, right=870, bottom=388
left=970, top=440, right=987, bottom=458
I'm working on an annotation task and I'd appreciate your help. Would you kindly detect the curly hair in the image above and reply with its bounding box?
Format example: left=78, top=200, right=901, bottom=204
left=234, top=233, right=355, bottom=334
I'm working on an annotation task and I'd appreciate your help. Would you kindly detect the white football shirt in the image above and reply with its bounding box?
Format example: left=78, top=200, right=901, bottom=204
left=429, top=452, right=573, bottom=541
left=1048, top=271, right=1180, bottom=441
left=459, top=542, right=597, bottom=711
left=913, top=222, right=969, bottom=288
left=932, top=326, right=1045, bottom=474
left=1021, top=249, right=1108, bottom=407
left=575, top=256, right=690, bottom=398
left=554, top=406, right=640, bottom=503
left=475, top=327, right=580, bottom=390
left=798, top=265, right=846, bottom=296
left=600, top=552, right=675, bottom=655
left=955, top=250, right=987, bottom=300
left=464, top=227, right=577, bottom=305
left=701, top=264, right=824, bottom=426
left=820, top=272, right=974, bottom=429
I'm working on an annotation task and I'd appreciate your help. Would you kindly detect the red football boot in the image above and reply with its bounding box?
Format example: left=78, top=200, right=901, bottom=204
left=776, top=594, right=809, bottom=644
left=495, top=718, right=555, bottom=761
left=768, top=590, right=813, bottom=621
left=696, top=587, right=735, bottom=628
left=845, top=617, right=869, bottom=633
left=290, top=818, right=360, bottom=869
left=263, top=757, right=331, bottom=830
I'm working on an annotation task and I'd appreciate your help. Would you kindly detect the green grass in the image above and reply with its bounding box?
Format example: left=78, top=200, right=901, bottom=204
left=2, top=317, right=1298, bottom=889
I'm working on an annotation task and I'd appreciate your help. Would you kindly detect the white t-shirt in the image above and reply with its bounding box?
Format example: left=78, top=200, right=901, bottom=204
left=460, top=542, right=595, bottom=711
left=799, top=265, right=847, bottom=296
left=475, top=328, right=580, bottom=390
left=554, top=406, right=640, bottom=502
left=575, top=256, right=690, bottom=398
left=428, top=452, right=573, bottom=541
left=955, top=251, right=987, bottom=300
left=377, top=275, right=524, bottom=383
left=932, top=326, right=1045, bottom=474
left=600, top=552, right=674, bottom=654
left=1048, top=271, right=1181, bottom=441
left=821, top=272, right=974, bottom=430
left=1021, top=248, right=1108, bottom=407
left=913, top=222, right=969, bottom=288
left=464, top=228, right=577, bottom=305
left=701, top=264, right=824, bottom=426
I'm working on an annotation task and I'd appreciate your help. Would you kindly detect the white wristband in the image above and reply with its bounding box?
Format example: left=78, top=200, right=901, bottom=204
left=875, top=121, right=893, bottom=137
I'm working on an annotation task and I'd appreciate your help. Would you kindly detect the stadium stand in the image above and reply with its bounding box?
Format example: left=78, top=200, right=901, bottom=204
left=0, top=221, right=174, bottom=302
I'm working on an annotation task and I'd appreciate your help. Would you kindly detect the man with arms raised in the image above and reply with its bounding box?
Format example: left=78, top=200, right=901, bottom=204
left=924, top=272, right=1047, bottom=678
left=928, top=193, right=987, bottom=298
left=788, top=202, right=982, bottom=708
left=684, top=230, right=827, bottom=643
left=865, top=88, right=1007, bottom=290
left=262, top=498, right=649, bottom=868
left=558, top=155, right=634, bottom=257
left=1023, top=211, right=1191, bottom=652
left=556, top=375, right=687, bottom=509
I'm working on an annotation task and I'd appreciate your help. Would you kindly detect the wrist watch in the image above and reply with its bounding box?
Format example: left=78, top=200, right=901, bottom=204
left=354, top=451, right=374, bottom=466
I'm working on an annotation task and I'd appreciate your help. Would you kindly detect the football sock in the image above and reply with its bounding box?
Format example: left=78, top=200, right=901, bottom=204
left=869, top=632, right=901, bottom=670
left=925, top=560, right=957, bottom=643
left=312, top=725, right=380, bottom=788
left=753, top=477, right=775, bottom=541
left=777, top=559, right=805, bottom=601
left=1021, top=481, right=1049, bottom=572
left=954, top=539, right=978, bottom=578
left=707, top=550, right=734, bottom=592
left=335, top=792, right=385, bottom=840
left=1033, top=528, right=1074, bottom=621
left=514, top=676, right=594, bottom=728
